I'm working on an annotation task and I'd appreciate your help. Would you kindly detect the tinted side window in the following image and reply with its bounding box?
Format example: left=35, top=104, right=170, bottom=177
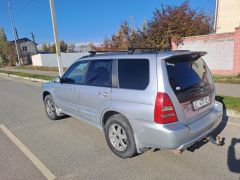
left=85, top=60, right=112, bottom=87
left=62, top=61, right=89, bottom=84
left=118, top=59, right=149, bottom=90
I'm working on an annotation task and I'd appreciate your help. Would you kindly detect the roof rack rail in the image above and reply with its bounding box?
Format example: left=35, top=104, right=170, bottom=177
left=88, top=50, right=129, bottom=56
left=128, top=47, right=164, bottom=51
left=88, top=47, right=170, bottom=56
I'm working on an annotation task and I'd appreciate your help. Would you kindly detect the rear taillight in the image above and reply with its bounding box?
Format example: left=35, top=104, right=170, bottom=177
left=154, top=92, right=177, bottom=124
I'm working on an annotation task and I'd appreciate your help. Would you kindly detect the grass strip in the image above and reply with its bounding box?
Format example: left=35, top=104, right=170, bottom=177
left=216, top=96, right=240, bottom=113
left=0, top=70, right=53, bottom=81
left=16, top=65, right=67, bottom=72
left=213, top=75, right=240, bottom=84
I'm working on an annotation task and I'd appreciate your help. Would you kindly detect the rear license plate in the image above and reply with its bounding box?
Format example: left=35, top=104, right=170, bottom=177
left=192, top=96, right=210, bottom=110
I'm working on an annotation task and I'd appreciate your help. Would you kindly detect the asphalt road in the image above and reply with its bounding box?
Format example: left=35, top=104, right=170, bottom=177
left=0, top=75, right=239, bottom=180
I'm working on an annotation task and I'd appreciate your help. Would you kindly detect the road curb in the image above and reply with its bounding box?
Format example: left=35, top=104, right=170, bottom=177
left=226, top=109, right=240, bottom=119
left=0, top=72, right=49, bottom=83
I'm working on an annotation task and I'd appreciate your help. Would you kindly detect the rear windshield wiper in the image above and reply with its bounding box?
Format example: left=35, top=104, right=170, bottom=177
left=177, top=82, right=204, bottom=94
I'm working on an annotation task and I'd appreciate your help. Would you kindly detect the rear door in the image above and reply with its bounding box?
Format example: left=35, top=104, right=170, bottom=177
left=165, top=54, right=215, bottom=125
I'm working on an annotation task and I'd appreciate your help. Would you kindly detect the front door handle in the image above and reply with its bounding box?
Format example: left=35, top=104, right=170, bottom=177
left=70, top=87, right=78, bottom=93
left=99, top=91, right=110, bottom=98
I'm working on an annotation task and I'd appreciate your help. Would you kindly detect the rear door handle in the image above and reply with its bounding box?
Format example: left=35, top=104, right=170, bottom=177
left=99, top=91, right=110, bottom=98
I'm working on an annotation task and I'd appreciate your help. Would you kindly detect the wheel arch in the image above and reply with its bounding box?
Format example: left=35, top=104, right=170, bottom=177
left=101, top=110, right=120, bottom=128
left=101, top=109, right=145, bottom=154
left=101, top=109, right=135, bottom=134
left=43, top=91, right=50, bottom=101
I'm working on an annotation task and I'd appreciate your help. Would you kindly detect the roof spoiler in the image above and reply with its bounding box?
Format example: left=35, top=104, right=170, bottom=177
left=191, top=51, right=207, bottom=57
left=165, top=51, right=207, bottom=60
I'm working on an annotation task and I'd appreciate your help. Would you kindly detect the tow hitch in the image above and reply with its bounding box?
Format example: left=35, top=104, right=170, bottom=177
left=171, top=135, right=223, bottom=155
left=203, top=135, right=222, bottom=146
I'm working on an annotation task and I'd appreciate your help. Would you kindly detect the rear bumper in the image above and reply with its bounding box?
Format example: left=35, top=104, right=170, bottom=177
left=133, top=101, right=223, bottom=150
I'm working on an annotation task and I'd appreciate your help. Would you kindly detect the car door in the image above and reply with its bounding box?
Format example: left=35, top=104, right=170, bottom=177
left=77, top=60, right=112, bottom=125
left=54, top=61, right=89, bottom=116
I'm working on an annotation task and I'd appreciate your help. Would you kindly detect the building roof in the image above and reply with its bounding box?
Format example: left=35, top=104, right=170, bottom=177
left=10, top=37, right=38, bottom=45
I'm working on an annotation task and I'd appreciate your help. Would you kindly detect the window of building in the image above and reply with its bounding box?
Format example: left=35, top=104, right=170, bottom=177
left=22, top=46, right=27, bottom=52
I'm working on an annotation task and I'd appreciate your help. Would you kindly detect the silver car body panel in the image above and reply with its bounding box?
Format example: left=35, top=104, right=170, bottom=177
left=42, top=51, right=223, bottom=152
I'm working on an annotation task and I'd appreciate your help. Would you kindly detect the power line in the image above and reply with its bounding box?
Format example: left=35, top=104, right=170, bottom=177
left=14, top=0, right=36, bottom=16
left=1, top=0, right=37, bottom=27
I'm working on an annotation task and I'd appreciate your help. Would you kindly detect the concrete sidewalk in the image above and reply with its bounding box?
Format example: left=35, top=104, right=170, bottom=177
left=215, top=83, right=240, bottom=98
left=1, top=67, right=240, bottom=98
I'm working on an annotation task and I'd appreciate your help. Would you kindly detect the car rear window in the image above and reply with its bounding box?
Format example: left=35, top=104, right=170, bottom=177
left=118, top=59, right=149, bottom=90
left=166, top=55, right=213, bottom=94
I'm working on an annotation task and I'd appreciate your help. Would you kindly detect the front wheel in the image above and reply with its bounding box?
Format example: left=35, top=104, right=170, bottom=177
left=44, top=95, right=60, bottom=120
left=104, top=114, right=137, bottom=158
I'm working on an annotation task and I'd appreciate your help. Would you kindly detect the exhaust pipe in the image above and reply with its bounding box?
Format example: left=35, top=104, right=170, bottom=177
left=206, top=135, right=222, bottom=146
left=171, top=149, right=184, bottom=155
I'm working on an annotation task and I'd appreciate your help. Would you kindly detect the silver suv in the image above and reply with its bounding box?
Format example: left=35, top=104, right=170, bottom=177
left=42, top=50, right=223, bottom=158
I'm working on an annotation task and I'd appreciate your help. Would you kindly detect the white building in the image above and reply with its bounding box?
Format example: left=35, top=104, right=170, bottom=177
left=32, top=52, right=89, bottom=68
left=74, top=42, right=101, bottom=52
left=215, top=0, right=240, bottom=33
left=10, top=38, right=38, bottom=65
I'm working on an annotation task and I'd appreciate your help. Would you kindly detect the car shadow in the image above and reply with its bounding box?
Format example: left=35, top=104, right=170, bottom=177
left=187, top=96, right=228, bottom=152
left=57, top=114, right=71, bottom=120
left=227, top=138, right=240, bottom=173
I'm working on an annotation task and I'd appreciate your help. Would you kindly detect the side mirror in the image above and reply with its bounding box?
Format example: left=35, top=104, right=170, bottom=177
left=53, top=76, right=62, bottom=83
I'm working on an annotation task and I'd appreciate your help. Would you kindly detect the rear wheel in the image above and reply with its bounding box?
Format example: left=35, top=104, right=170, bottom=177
left=104, top=114, right=137, bottom=158
left=44, top=95, right=60, bottom=120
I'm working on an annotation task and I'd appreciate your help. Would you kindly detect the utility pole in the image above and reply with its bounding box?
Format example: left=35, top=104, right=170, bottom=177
left=6, top=0, right=21, bottom=66
left=31, top=32, right=38, bottom=54
left=15, top=28, right=23, bottom=65
left=49, top=0, right=64, bottom=77
left=214, top=0, right=219, bottom=33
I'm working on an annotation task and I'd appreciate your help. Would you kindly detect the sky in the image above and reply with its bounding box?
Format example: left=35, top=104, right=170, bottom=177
left=0, top=0, right=216, bottom=44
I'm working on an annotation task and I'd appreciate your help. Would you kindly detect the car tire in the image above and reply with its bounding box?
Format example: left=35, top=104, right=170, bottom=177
left=104, top=114, right=137, bottom=158
left=44, top=95, right=60, bottom=120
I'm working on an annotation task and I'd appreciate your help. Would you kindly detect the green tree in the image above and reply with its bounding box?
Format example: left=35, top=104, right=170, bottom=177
left=96, top=1, right=213, bottom=51
left=60, top=41, right=68, bottom=52
left=129, top=19, right=151, bottom=49
left=49, top=44, right=56, bottom=53
left=148, top=1, right=213, bottom=49
left=0, top=28, right=7, bottom=41
left=45, top=41, right=68, bottom=53
left=0, top=27, right=8, bottom=66
left=6, top=42, right=17, bottom=66
left=95, top=21, right=131, bottom=51
left=42, top=43, right=48, bottom=51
